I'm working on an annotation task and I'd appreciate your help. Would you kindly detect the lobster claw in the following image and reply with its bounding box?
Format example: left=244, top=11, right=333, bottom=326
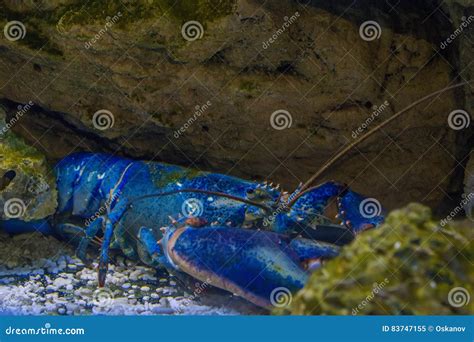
left=160, top=225, right=309, bottom=309
left=337, top=189, right=385, bottom=233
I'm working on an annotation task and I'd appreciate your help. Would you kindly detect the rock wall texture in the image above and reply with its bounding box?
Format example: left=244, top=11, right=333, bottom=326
left=0, top=0, right=472, bottom=211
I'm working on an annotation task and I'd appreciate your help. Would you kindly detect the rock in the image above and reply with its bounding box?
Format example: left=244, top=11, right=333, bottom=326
left=0, top=1, right=470, bottom=210
left=0, top=107, right=57, bottom=221
left=463, top=150, right=474, bottom=219
left=285, top=204, right=474, bottom=315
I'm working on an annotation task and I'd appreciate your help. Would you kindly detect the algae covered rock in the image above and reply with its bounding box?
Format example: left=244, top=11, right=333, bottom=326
left=286, top=204, right=473, bottom=315
left=0, top=107, right=57, bottom=221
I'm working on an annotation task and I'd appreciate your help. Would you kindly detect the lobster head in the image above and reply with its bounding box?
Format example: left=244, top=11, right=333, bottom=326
left=271, top=181, right=385, bottom=237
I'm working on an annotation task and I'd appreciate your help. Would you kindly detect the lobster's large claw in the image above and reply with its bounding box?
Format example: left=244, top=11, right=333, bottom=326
left=161, top=225, right=309, bottom=309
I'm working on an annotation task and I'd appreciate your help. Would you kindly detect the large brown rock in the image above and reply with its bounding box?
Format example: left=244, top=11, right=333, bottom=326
left=0, top=0, right=471, bottom=210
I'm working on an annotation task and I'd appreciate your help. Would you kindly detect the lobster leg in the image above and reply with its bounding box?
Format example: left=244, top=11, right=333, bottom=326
left=76, top=217, right=104, bottom=262
left=98, top=218, right=115, bottom=286
left=1, top=219, right=53, bottom=235
left=114, top=219, right=138, bottom=259
left=136, top=226, right=165, bottom=268
left=97, top=198, right=129, bottom=287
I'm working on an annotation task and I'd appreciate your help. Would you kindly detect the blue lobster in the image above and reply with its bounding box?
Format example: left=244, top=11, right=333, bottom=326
left=0, top=152, right=384, bottom=308
left=1, top=82, right=466, bottom=308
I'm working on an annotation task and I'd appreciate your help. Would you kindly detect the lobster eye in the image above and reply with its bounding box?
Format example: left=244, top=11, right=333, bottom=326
left=246, top=189, right=255, bottom=195
left=0, top=170, right=16, bottom=191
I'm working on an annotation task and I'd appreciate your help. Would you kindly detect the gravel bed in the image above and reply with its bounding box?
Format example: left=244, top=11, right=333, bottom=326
left=0, top=232, right=258, bottom=315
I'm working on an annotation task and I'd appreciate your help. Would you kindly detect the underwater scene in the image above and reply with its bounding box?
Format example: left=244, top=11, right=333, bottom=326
left=0, top=0, right=472, bottom=318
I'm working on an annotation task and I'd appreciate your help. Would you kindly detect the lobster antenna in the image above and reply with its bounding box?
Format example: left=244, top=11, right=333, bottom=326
left=128, top=188, right=272, bottom=212
left=288, top=81, right=471, bottom=207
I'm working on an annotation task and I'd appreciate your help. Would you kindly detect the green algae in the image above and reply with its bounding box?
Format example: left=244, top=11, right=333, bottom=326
left=282, top=203, right=474, bottom=315
left=0, top=0, right=236, bottom=55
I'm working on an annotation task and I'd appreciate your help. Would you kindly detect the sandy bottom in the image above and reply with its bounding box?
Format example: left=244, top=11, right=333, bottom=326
left=0, top=232, right=261, bottom=315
